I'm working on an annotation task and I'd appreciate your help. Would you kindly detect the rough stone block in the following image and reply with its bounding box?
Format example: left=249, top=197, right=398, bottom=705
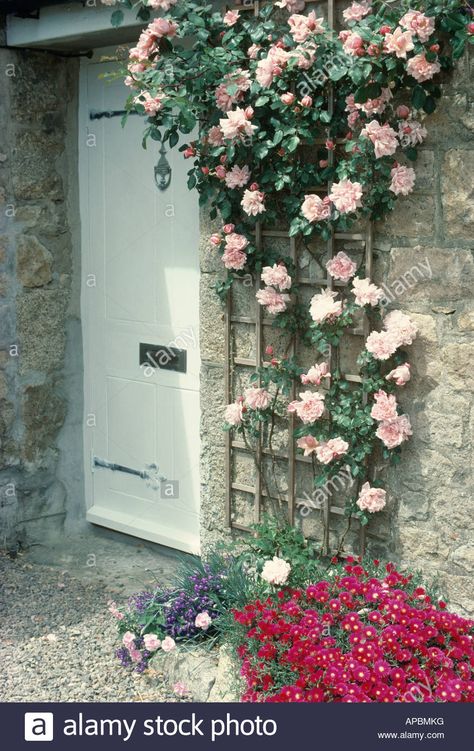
left=375, top=195, right=435, bottom=240
left=11, top=130, right=64, bottom=201
left=442, top=150, right=474, bottom=238
left=22, top=384, right=66, bottom=465
left=17, top=289, right=68, bottom=374
left=17, top=235, right=53, bottom=288
left=385, top=247, right=474, bottom=309
left=200, top=274, right=225, bottom=364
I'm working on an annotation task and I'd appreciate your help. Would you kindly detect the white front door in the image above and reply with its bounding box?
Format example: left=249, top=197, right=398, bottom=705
left=79, top=55, right=201, bottom=554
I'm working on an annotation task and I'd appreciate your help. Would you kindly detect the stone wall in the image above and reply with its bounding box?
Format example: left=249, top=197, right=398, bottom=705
left=373, top=50, right=474, bottom=616
left=199, top=49, right=474, bottom=615
left=0, top=40, right=83, bottom=550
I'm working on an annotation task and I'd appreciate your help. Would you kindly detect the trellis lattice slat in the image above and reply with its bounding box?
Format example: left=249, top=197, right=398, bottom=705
left=224, top=0, right=373, bottom=556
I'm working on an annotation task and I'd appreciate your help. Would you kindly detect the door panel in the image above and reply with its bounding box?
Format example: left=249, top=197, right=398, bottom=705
left=80, top=56, right=201, bottom=553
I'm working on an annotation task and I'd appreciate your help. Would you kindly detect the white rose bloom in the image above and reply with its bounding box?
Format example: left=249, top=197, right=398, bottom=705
left=261, top=556, right=291, bottom=586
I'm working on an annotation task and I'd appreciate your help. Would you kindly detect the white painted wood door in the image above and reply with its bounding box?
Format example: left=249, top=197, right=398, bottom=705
left=80, top=56, right=201, bottom=554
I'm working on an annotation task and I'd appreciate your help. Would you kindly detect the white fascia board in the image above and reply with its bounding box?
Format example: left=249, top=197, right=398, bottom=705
left=6, top=2, right=144, bottom=50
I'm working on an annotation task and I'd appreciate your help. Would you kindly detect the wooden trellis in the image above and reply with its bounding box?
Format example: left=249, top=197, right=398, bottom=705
left=225, top=1, right=373, bottom=556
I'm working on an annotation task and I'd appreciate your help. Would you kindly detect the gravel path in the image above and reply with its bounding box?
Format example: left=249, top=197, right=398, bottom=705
left=0, top=546, right=184, bottom=702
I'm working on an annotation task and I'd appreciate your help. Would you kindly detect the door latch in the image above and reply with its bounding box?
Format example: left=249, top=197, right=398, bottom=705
left=92, top=456, right=166, bottom=491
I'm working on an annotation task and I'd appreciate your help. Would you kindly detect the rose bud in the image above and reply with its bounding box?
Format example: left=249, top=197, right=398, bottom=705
left=396, top=104, right=410, bottom=119
left=219, top=154, right=228, bottom=164
left=271, top=358, right=279, bottom=366
left=367, top=44, right=379, bottom=56
left=301, top=95, right=313, bottom=107
left=249, top=182, right=259, bottom=191
left=210, top=234, right=221, bottom=246
left=265, top=345, right=274, bottom=356
left=277, top=147, right=285, bottom=157
left=379, top=25, right=391, bottom=35
left=223, top=223, right=235, bottom=234
left=319, top=159, right=329, bottom=168
left=280, top=92, right=295, bottom=105
left=468, top=22, right=474, bottom=34
left=183, top=147, right=196, bottom=159
left=429, top=44, right=440, bottom=52
left=201, top=166, right=210, bottom=175
left=325, top=139, right=335, bottom=150
left=245, top=106, right=254, bottom=119
left=215, top=165, right=226, bottom=179
left=294, top=106, right=301, bottom=113
left=355, top=47, right=365, bottom=56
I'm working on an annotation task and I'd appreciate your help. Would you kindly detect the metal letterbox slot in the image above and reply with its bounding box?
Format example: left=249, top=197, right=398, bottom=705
left=139, top=342, right=187, bottom=373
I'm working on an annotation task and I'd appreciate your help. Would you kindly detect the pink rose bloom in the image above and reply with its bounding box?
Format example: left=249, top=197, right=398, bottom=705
left=296, top=435, right=319, bottom=456
left=384, top=27, right=415, bottom=59
left=396, top=104, right=411, bottom=119
left=195, top=612, right=212, bottom=630
left=222, top=233, right=248, bottom=270
left=361, top=120, right=398, bottom=159
left=400, top=11, right=435, bottom=43
left=356, top=482, right=387, bottom=513
left=398, top=119, right=427, bottom=148
left=147, top=0, right=177, bottom=10
left=244, top=387, right=271, bottom=411
left=343, top=1, right=371, bottom=23
left=107, top=601, right=124, bottom=620
left=219, top=108, right=257, bottom=140
left=129, top=648, right=142, bottom=663
left=173, top=681, right=189, bottom=697
left=352, top=276, right=383, bottom=307
left=390, top=165, right=416, bottom=196
left=360, top=89, right=392, bottom=116
left=241, top=189, right=265, bottom=216
left=326, top=251, right=357, bottom=282
left=225, top=164, right=251, bottom=189
left=161, top=636, right=176, bottom=653
left=288, top=391, right=325, bottom=424
left=261, top=263, right=292, bottom=291
left=288, top=11, right=325, bottom=43
left=207, top=126, right=224, bottom=146
left=341, top=31, right=364, bottom=56
left=149, top=18, right=177, bottom=38
left=384, top=310, right=417, bottom=346
left=215, top=84, right=235, bottom=112
left=365, top=330, right=398, bottom=360
left=223, top=224, right=235, bottom=234
left=316, top=437, right=349, bottom=464
left=386, top=362, right=411, bottom=386
left=215, top=165, right=226, bottom=180
left=376, top=414, right=412, bottom=449
left=210, top=234, right=221, bottom=247
left=407, top=53, right=441, bottom=83
left=291, top=44, right=317, bottom=70
left=329, top=180, right=363, bottom=214
left=247, top=44, right=261, bottom=59
left=276, top=0, right=306, bottom=11
left=223, top=10, right=240, bottom=26
left=281, top=92, right=296, bottom=105
left=225, top=233, right=248, bottom=252
left=122, top=631, right=136, bottom=648
left=302, top=194, right=331, bottom=222
left=222, top=246, right=247, bottom=270
left=143, top=633, right=161, bottom=651
left=256, top=46, right=289, bottom=87
left=370, top=390, right=398, bottom=421
left=310, top=289, right=343, bottom=324
left=225, top=402, right=243, bottom=426
left=301, top=361, right=330, bottom=386
left=256, top=287, right=290, bottom=315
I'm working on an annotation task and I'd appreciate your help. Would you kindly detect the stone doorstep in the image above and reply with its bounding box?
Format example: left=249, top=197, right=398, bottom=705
left=152, top=644, right=242, bottom=703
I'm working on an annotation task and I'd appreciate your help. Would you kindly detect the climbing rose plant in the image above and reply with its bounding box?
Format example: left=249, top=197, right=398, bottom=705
left=107, top=0, right=472, bottom=539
